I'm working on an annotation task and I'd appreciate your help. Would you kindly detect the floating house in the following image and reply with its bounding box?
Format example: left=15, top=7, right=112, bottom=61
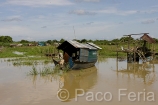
left=38, top=42, right=46, bottom=46
left=55, top=40, right=102, bottom=69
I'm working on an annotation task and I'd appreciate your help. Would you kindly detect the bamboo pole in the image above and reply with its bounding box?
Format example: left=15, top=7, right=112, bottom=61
left=152, top=43, right=155, bottom=60
left=116, top=43, right=119, bottom=72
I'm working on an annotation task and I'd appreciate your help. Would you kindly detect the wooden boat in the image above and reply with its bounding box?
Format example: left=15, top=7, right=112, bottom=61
left=53, top=40, right=102, bottom=70
left=52, top=58, right=60, bottom=66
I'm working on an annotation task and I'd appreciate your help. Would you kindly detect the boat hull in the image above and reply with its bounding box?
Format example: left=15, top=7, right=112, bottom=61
left=52, top=58, right=96, bottom=70
left=71, top=62, right=96, bottom=70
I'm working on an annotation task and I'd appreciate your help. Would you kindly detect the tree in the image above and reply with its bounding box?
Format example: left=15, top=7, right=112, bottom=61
left=80, top=39, right=87, bottom=43
left=120, top=36, right=134, bottom=42
left=153, top=38, right=158, bottom=43
left=52, top=39, right=58, bottom=43
left=59, top=38, right=65, bottom=43
left=46, top=40, right=52, bottom=45
left=111, top=38, right=120, bottom=44
left=0, top=36, right=13, bottom=43
left=20, top=40, right=29, bottom=43
left=73, top=39, right=80, bottom=42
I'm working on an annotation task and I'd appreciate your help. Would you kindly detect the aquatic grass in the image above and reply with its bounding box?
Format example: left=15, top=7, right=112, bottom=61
left=43, top=60, right=51, bottom=64
left=13, top=62, right=21, bottom=66
left=40, top=67, right=54, bottom=76
left=7, top=56, right=50, bottom=62
left=29, top=66, right=38, bottom=75
left=7, top=56, right=52, bottom=66
left=28, top=64, right=71, bottom=76
left=12, top=60, right=39, bottom=66
left=62, top=65, right=71, bottom=73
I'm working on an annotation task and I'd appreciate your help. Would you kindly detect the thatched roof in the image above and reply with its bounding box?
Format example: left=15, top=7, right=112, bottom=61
left=141, top=34, right=156, bottom=43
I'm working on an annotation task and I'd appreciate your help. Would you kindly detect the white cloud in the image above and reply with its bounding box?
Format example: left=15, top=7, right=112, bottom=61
left=1, top=15, right=22, bottom=22
left=0, top=26, right=30, bottom=35
left=152, top=5, right=158, bottom=8
left=138, top=9, right=158, bottom=14
left=95, top=7, right=138, bottom=16
left=41, top=26, right=47, bottom=28
left=0, top=26, right=34, bottom=40
left=5, top=0, right=73, bottom=7
left=141, top=19, right=155, bottom=24
left=75, top=0, right=100, bottom=2
left=2, top=18, right=22, bottom=22
left=95, top=7, right=158, bottom=16
left=69, top=22, right=117, bottom=39
left=69, top=9, right=96, bottom=15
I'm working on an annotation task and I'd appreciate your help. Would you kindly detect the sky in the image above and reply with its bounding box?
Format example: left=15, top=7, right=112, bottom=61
left=0, top=0, right=158, bottom=41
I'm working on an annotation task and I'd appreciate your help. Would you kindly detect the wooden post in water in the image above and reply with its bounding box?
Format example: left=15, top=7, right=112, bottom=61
left=153, top=61, right=155, bottom=72
left=116, top=43, right=118, bottom=72
left=152, top=43, right=155, bottom=60
left=127, top=35, right=131, bottom=63
left=134, top=42, right=136, bottom=63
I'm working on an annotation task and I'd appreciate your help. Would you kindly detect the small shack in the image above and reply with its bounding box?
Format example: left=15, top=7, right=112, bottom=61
left=57, top=40, right=102, bottom=69
left=116, top=33, right=157, bottom=63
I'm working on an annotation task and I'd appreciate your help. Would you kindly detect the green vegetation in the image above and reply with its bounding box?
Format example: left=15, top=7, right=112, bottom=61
left=98, top=45, right=126, bottom=57
left=6, top=57, right=53, bottom=66
left=0, top=43, right=158, bottom=58
left=29, top=65, right=70, bottom=76
left=0, top=36, right=13, bottom=43
left=0, top=35, right=158, bottom=58
left=13, top=61, right=34, bottom=66
left=7, top=57, right=48, bottom=61
left=29, top=66, right=38, bottom=75
left=0, top=46, right=57, bottom=58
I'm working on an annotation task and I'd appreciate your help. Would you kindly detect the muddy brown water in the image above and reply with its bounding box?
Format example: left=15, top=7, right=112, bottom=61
left=0, top=58, right=158, bottom=105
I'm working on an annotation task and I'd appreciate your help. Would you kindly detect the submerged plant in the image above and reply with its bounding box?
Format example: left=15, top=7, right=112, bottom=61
left=13, top=62, right=21, bottom=66
left=29, top=66, right=38, bottom=75
left=40, top=67, right=54, bottom=76
left=28, top=64, right=71, bottom=76
left=43, top=60, right=51, bottom=64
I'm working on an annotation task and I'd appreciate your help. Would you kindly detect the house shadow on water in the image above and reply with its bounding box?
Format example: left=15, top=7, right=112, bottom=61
left=57, top=67, right=98, bottom=101
left=116, top=60, right=156, bottom=85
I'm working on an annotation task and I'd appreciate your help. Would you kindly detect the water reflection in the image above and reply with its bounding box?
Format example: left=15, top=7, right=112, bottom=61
left=29, top=66, right=98, bottom=101
left=98, top=57, right=108, bottom=63
left=1, top=58, right=158, bottom=105
left=30, top=72, right=60, bottom=87
left=58, top=67, right=98, bottom=101
left=116, top=60, right=156, bottom=85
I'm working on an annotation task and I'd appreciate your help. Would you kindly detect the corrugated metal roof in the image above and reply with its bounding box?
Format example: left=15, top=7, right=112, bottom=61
left=66, top=40, right=101, bottom=50
left=141, top=34, right=156, bottom=43
left=57, top=40, right=102, bottom=50
left=84, top=44, right=97, bottom=50
left=87, top=42, right=102, bottom=50
left=67, top=40, right=89, bottom=48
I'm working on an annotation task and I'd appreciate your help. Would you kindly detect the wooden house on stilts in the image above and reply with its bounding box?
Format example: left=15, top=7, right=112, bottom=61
left=56, top=40, right=102, bottom=69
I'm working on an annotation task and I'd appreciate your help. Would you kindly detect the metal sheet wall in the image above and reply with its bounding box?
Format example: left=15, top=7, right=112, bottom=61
left=79, top=49, right=89, bottom=62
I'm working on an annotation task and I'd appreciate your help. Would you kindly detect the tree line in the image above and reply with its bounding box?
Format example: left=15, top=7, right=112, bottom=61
left=0, top=35, right=158, bottom=46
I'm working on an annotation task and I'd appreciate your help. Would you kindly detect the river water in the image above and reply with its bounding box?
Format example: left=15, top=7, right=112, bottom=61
left=0, top=58, right=158, bottom=105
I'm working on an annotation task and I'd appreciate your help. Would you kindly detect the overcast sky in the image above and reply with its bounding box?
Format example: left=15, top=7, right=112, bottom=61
left=0, top=0, right=158, bottom=41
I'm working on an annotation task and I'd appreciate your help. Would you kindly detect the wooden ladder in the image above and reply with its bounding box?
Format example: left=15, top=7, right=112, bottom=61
left=136, top=50, right=147, bottom=62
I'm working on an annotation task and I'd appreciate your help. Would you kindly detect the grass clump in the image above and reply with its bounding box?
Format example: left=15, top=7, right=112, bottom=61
left=40, top=67, right=54, bottom=76
left=29, top=66, right=38, bottom=75
left=12, top=61, right=37, bottom=66
left=29, top=65, right=71, bottom=76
